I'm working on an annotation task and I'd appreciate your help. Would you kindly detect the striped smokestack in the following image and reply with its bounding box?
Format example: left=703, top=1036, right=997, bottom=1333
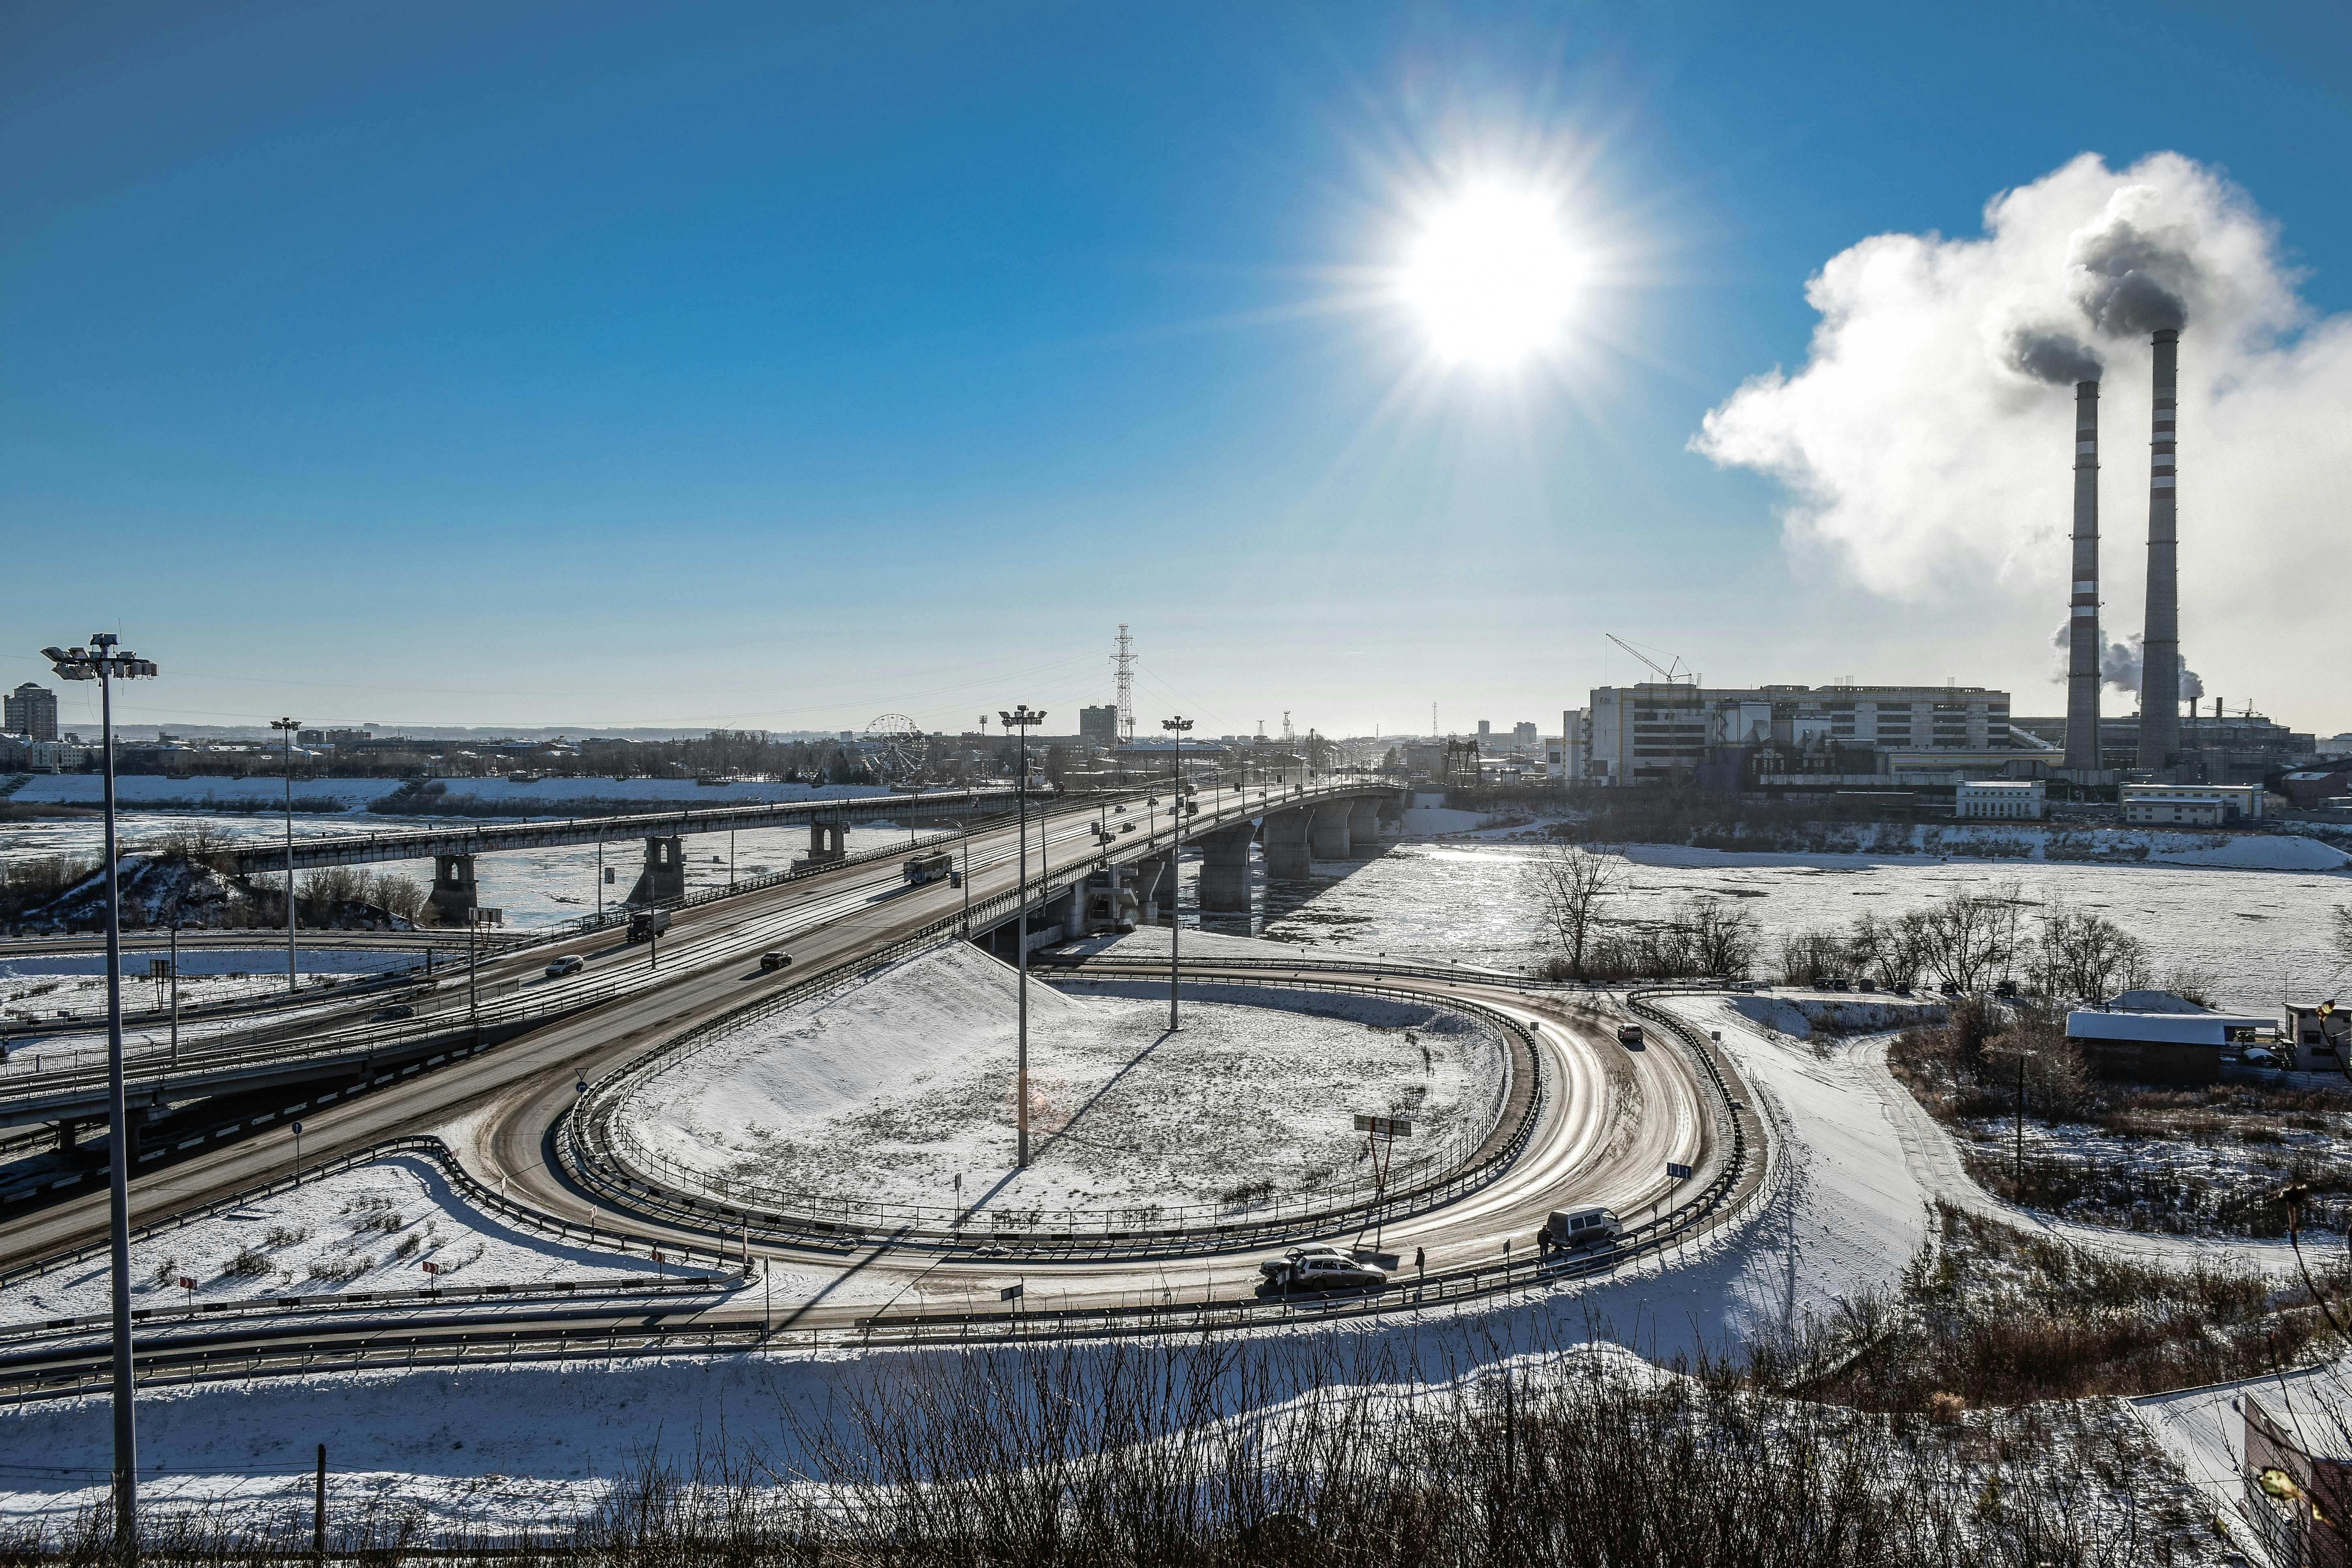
left=2063, top=379, right=2101, bottom=770
left=2136, top=329, right=2180, bottom=771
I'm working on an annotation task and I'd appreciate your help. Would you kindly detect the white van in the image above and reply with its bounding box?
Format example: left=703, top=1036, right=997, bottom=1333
left=1540, top=1207, right=1622, bottom=1254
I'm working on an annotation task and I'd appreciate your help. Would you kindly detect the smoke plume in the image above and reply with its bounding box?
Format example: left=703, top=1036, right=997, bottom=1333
left=1695, top=153, right=2347, bottom=722
left=2069, top=195, right=2194, bottom=334
left=2048, top=623, right=2204, bottom=701
left=2005, top=329, right=2104, bottom=385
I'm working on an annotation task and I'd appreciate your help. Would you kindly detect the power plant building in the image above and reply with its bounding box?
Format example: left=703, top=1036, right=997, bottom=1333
left=1582, top=683, right=2016, bottom=787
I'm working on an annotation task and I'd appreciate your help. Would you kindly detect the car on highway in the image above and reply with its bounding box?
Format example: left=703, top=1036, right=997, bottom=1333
left=1256, top=1246, right=1389, bottom=1296
left=370, top=1004, right=415, bottom=1021
left=760, top=951, right=793, bottom=972
left=1538, top=1206, right=1622, bottom=1255
left=1615, top=1024, right=1644, bottom=1049
left=544, top=954, right=586, bottom=979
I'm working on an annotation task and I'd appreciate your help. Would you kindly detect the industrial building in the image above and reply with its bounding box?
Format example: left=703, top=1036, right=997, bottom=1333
left=2011, top=705, right=2316, bottom=785
left=1078, top=705, right=1119, bottom=747
left=1955, top=780, right=2045, bottom=820
left=2119, top=783, right=2263, bottom=826
left=1581, top=681, right=2020, bottom=788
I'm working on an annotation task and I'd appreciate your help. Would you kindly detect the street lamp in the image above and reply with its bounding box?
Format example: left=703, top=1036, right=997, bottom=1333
left=270, top=718, right=301, bottom=997
left=43, top=634, right=159, bottom=1560
left=999, top=705, right=1044, bottom=1168
left=1161, top=716, right=1192, bottom=1032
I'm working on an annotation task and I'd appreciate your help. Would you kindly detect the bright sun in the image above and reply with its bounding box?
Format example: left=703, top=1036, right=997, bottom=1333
left=1399, top=181, right=1583, bottom=368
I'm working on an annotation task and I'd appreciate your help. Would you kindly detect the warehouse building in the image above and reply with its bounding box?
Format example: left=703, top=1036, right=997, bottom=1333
left=2120, top=783, right=2264, bottom=826
left=1955, top=780, right=2046, bottom=820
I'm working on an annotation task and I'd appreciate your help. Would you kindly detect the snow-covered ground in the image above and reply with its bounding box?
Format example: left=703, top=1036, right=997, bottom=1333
left=607, top=941, right=1495, bottom=1223
left=1251, top=840, right=2351, bottom=1012
left=0, top=1153, right=690, bottom=1327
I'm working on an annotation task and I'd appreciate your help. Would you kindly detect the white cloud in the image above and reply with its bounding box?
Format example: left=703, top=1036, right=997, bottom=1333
left=1692, top=153, right=2352, bottom=726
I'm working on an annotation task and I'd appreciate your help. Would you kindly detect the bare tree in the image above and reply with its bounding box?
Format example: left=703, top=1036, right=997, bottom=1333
left=2031, top=906, right=2151, bottom=1003
left=1684, top=896, right=1761, bottom=979
left=1524, top=842, right=1625, bottom=979
left=1915, top=884, right=2024, bottom=994
left=1846, top=912, right=1929, bottom=988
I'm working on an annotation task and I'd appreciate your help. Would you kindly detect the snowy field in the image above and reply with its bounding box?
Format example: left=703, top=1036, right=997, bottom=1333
left=0, top=973, right=2307, bottom=1532
left=1256, top=839, right=2352, bottom=1011
left=607, top=942, right=1493, bottom=1222
left=0, top=1153, right=687, bottom=1327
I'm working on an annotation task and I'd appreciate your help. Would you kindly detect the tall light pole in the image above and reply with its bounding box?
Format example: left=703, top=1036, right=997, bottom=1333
left=270, top=718, right=301, bottom=997
left=1161, top=716, right=1191, bottom=1031
left=999, top=705, right=1044, bottom=1168
left=44, top=634, right=160, bottom=1562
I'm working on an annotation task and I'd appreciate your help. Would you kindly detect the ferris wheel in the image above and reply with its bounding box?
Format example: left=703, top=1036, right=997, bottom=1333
left=862, top=714, right=926, bottom=778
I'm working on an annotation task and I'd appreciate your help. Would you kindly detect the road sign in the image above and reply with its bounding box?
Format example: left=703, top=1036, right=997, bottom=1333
left=472, top=907, right=504, bottom=926
left=999, top=1282, right=1024, bottom=1301
left=421, top=1261, right=441, bottom=1275
left=1666, top=1161, right=1694, bottom=1180
left=176, top=1277, right=194, bottom=1291
left=289, top=1121, right=302, bottom=1135
left=147, top=958, right=172, bottom=979
left=1354, top=1114, right=1414, bottom=1139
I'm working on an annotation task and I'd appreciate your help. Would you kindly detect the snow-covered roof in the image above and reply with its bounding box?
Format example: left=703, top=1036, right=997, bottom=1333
left=2068, top=1010, right=2271, bottom=1044
left=2104, top=989, right=2213, bottom=1014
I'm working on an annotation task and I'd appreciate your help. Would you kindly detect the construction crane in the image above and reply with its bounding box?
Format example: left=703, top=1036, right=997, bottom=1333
left=1605, top=633, right=1697, bottom=687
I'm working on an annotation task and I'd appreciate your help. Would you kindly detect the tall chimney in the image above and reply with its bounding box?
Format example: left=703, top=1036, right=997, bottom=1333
left=2136, top=329, right=2180, bottom=772
left=2063, top=379, right=2101, bottom=770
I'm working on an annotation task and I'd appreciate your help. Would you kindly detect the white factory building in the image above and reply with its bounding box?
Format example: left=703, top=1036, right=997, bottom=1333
left=2119, top=783, right=2264, bottom=825
left=1955, top=780, right=2046, bottom=820
left=1581, top=682, right=2018, bottom=787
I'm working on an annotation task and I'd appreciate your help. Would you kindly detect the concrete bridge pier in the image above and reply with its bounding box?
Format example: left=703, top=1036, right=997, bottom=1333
left=1309, top=805, right=1352, bottom=860
left=1195, top=824, right=1255, bottom=913
left=429, top=855, right=478, bottom=925
left=1131, top=853, right=1173, bottom=923
left=802, top=820, right=848, bottom=868
left=1261, top=809, right=1315, bottom=882
left=1346, top=797, right=1383, bottom=857
left=626, top=836, right=686, bottom=905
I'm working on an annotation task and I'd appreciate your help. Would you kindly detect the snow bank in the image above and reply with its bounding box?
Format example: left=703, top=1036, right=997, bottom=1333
left=0, top=1154, right=676, bottom=1326
left=1728, top=994, right=1948, bottom=1038
left=2145, top=833, right=2350, bottom=871
left=608, top=942, right=1488, bottom=1218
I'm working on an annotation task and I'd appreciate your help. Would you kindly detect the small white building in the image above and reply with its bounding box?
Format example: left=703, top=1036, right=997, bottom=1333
left=1955, top=779, right=2045, bottom=820
left=2281, top=1002, right=2348, bottom=1073
left=2121, top=783, right=2264, bottom=825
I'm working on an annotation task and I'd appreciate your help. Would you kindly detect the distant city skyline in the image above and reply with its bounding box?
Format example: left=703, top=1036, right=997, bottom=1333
left=6, top=3, right=2349, bottom=738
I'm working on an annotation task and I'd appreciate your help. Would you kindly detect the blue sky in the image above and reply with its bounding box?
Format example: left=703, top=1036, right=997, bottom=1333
left=5, top=1, right=2347, bottom=739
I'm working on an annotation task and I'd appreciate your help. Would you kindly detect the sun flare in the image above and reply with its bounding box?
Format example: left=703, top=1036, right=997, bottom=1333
left=1398, top=181, right=1583, bottom=368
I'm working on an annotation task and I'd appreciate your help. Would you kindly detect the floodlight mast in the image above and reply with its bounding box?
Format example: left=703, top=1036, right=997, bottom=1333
left=1161, top=716, right=1192, bottom=1031
left=45, top=633, right=159, bottom=1565
left=999, top=705, right=1045, bottom=1168
left=270, top=718, right=301, bottom=996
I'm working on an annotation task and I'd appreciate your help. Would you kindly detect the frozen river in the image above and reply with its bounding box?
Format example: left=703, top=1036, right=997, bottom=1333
left=7, top=810, right=2348, bottom=1014
left=1253, top=840, right=2351, bottom=1014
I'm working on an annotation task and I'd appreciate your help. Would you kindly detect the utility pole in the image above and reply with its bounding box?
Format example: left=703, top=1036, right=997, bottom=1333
left=166, top=908, right=179, bottom=1071
left=999, top=704, right=1045, bottom=1167
left=1162, top=716, right=1191, bottom=1031
left=271, top=718, right=302, bottom=996
left=1113, top=625, right=1136, bottom=743
left=44, top=633, right=160, bottom=1564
